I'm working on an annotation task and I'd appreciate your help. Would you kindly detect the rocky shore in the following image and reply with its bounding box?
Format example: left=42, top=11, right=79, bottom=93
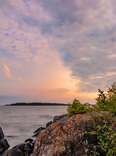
left=0, top=114, right=67, bottom=156
left=33, top=112, right=116, bottom=156
left=0, top=112, right=115, bottom=156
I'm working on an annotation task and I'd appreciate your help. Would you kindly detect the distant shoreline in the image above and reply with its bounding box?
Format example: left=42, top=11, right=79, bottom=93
left=5, top=102, right=70, bottom=106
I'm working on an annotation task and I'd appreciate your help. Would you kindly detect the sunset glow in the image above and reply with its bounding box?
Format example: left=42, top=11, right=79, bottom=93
left=0, top=0, right=116, bottom=104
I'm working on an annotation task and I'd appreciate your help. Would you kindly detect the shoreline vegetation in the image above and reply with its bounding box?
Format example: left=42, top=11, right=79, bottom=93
left=5, top=102, right=70, bottom=106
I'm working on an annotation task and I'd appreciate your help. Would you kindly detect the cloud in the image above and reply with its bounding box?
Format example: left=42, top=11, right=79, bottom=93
left=2, top=64, right=23, bottom=82
left=107, top=54, right=116, bottom=59
left=0, top=0, right=116, bottom=103
left=3, top=64, right=12, bottom=78
left=80, top=57, right=91, bottom=61
left=42, top=0, right=116, bottom=92
left=17, top=77, right=23, bottom=81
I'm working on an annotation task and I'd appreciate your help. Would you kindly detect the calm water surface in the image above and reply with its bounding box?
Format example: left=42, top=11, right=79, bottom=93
left=0, top=106, right=67, bottom=147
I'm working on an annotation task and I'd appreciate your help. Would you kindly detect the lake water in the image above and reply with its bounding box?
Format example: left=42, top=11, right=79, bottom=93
left=0, top=106, right=67, bottom=147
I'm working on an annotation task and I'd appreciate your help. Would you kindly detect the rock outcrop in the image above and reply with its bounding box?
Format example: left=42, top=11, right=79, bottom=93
left=33, top=112, right=97, bottom=156
left=1, top=112, right=115, bottom=156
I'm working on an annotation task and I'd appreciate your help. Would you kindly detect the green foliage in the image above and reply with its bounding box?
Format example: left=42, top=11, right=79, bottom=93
left=67, top=99, right=90, bottom=116
left=94, top=82, right=116, bottom=114
left=67, top=82, right=116, bottom=116
left=84, top=113, right=116, bottom=156
left=87, top=83, right=116, bottom=155
left=67, top=83, right=116, bottom=155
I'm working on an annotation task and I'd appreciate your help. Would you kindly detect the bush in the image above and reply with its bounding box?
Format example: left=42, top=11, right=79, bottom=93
left=94, top=82, right=116, bottom=114
left=67, top=99, right=90, bottom=116
left=67, top=83, right=116, bottom=155
left=84, top=113, right=116, bottom=156
left=67, top=82, right=116, bottom=116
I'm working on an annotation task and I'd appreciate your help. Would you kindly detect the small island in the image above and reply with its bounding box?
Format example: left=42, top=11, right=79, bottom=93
left=6, top=102, right=70, bottom=106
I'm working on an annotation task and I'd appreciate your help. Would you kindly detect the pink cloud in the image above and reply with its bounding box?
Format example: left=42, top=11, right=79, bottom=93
left=17, top=77, right=23, bottom=81
left=3, top=64, right=23, bottom=82
left=3, top=64, right=12, bottom=78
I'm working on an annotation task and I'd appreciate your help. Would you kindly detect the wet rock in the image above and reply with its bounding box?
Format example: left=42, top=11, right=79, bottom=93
left=46, top=121, right=52, bottom=128
left=25, top=138, right=35, bottom=154
left=33, top=127, right=45, bottom=137
left=6, top=147, right=25, bottom=156
left=25, top=138, right=34, bottom=143
left=0, top=127, right=35, bottom=156
left=0, top=138, right=10, bottom=154
left=12, top=144, right=25, bottom=152
left=53, top=114, right=67, bottom=122
left=0, top=127, right=4, bottom=139
left=6, top=141, right=34, bottom=156
left=0, top=127, right=10, bottom=154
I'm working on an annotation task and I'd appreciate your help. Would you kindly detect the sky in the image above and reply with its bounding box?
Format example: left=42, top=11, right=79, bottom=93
left=0, top=0, right=116, bottom=104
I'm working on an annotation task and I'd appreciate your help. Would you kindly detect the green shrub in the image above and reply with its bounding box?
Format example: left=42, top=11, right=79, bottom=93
left=94, top=82, right=116, bottom=114
left=84, top=113, right=116, bottom=156
left=67, top=99, right=90, bottom=116
left=68, top=83, right=116, bottom=155
left=67, top=82, right=116, bottom=116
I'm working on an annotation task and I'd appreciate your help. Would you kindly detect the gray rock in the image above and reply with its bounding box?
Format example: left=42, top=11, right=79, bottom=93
left=53, top=114, right=67, bottom=122
left=46, top=121, right=52, bottom=128
left=0, top=127, right=4, bottom=140
left=6, top=142, right=34, bottom=156
left=0, top=127, right=10, bottom=155
left=7, top=148, right=25, bottom=156
left=33, top=127, right=45, bottom=137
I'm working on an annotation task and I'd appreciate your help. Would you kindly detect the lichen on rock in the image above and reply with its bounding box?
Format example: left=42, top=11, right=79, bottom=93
left=33, top=113, right=95, bottom=156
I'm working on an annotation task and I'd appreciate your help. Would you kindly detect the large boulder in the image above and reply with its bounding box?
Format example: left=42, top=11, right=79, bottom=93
left=33, top=113, right=96, bottom=156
